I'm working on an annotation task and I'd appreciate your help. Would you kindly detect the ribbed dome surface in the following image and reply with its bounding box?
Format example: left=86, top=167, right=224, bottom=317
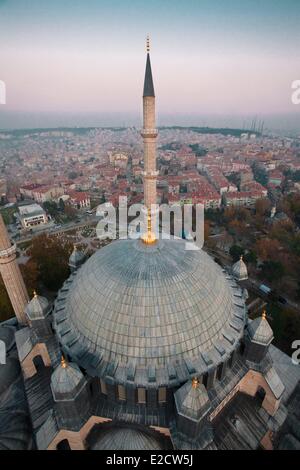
left=91, top=427, right=163, bottom=450
left=61, top=238, right=237, bottom=367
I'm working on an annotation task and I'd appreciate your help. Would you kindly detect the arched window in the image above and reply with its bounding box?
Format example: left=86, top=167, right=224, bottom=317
left=239, top=341, right=245, bottom=356
left=137, top=387, right=146, bottom=404
left=118, top=384, right=126, bottom=401
left=255, top=386, right=266, bottom=407
left=57, top=439, right=71, bottom=450
left=33, top=355, right=45, bottom=371
left=228, top=351, right=234, bottom=369
left=158, top=387, right=167, bottom=404
left=100, top=379, right=107, bottom=395
left=216, top=362, right=224, bottom=381
left=202, top=372, right=208, bottom=388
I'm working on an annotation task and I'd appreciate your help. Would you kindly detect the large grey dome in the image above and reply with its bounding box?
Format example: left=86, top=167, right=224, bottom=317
left=55, top=238, right=245, bottom=374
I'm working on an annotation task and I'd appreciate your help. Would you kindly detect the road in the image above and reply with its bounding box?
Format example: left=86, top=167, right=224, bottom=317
left=13, top=215, right=99, bottom=245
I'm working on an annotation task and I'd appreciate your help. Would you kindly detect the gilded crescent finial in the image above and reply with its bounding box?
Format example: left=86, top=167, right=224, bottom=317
left=61, top=355, right=68, bottom=368
left=192, top=377, right=199, bottom=389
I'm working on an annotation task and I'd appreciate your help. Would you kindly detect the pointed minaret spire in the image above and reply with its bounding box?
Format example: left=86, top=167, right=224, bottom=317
left=0, top=214, right=29, bottom=324
left=141, top=36, right=158, bottom=245
left=143, top=36, right=155, bottom=98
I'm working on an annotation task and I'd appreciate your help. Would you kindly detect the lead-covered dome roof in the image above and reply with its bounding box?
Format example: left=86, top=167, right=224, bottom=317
left=54, top=239, right=246, bottom=385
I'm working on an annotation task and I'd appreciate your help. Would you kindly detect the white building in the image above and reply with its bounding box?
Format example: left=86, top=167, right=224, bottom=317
left=19, top=204, right=48, bottom=229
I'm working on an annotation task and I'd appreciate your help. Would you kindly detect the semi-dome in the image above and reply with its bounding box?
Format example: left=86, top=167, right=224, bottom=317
left=54, top=238, right=246, bottom=381
left=91, top=427, right=163, bottom=450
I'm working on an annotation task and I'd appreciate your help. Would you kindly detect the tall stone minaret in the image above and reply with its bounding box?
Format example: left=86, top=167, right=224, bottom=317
left=0, top=214, right=29, bottom=324
left=141, top=36, right=158, bottom=244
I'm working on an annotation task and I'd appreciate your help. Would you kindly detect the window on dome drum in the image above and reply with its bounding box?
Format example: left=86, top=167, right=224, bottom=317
left=118, top=384, right=126, bottom=401
left=202, top=372, right=208, bottom=388
left=158, top=387, right=167, bottom=404
left=100, top=379, right=107, bottom=395
left=228, top=351, right=234, bottom=369
left=216, top=362, right=223, bottom=381
left=137, top=387, right=146, bottom=404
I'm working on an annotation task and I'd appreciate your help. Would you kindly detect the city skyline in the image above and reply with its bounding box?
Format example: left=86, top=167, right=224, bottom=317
left=0, top=0, right=300, bottom=131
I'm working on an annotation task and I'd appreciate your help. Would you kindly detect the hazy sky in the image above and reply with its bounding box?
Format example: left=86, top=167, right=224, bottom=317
left=0, top=0, right=300, bottom=124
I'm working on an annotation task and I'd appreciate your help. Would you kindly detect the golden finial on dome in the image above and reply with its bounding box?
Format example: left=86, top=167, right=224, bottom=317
left=240, top=254, right=243, bottom=260
left=141, top=208, right=156, bottom=245
left=61, top=355, right=68, bottom=368
left=33, top=290, right=37, bottom=298
left=146, top=35, right=150, bottom=53
left=262, top=309, right=267, bottom=320
left=192, top=377, right=199, bottom=389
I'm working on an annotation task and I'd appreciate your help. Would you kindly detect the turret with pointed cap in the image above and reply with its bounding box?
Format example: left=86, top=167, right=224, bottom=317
left=245, top=309, right=274, bottom=363
left=25, top=289, right=52, bottom=339
left=50, top=354, right=89, bottom=427
left=174, top=378, right=212, bottom=442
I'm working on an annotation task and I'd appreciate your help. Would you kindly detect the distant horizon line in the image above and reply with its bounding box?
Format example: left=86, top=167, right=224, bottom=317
left=0, top=111, right=299, bottom=134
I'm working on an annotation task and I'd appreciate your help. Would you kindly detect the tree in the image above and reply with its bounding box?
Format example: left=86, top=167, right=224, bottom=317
left=43, top=201, right=59, bottom=218
left=68, top=171, right=78, bottom=180
left=0, top=277, right=14, bottom=321
left=64, top=205, right=77, bottom=220
left=29, top=234, right=72, bottom=291
left=244, top=250, right=257, bottom=266
left=261, top=260, right=285, bottom=282
left=255, top=198, right=271, bottom=216
left=252, top=162, right=268, bottom=186
left=20, top=259, right=39, bottom=297
left=229, top=245, right=244, bottom=262
left=254, top=238, right=281, bottom=261
left=58, top=198, right=65, bottom=211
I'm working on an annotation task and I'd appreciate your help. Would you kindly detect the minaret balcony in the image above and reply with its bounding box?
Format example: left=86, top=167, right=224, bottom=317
left=140, top=128, right=158, bottom=138
left=142, top=170, right=159, bottom=178
left=0, top=243, right=17, bottom=260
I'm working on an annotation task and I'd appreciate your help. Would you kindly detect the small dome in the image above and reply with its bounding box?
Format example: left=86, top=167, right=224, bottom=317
left=175, top=378, right=211, bottom=421
left=232, top=256, right=248, bottom=281
left=248, top=312, right=273, bottom=346
left=25, top=292, right=50, bottom=321
left=91, top=427, right=164, bottom=450
left=51, top=357, right=85, bottom=399
left=69, top=245, right=85, bottom=271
